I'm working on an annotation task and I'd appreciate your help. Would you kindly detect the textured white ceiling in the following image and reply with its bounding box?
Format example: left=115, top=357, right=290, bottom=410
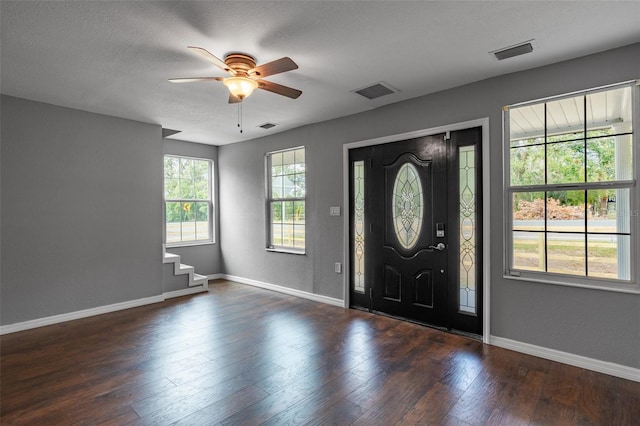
left=2, top=1, right=639, bottom=145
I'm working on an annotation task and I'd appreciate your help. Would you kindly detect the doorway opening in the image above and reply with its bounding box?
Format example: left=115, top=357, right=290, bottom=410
left=344, top=121, right=489, bottom=339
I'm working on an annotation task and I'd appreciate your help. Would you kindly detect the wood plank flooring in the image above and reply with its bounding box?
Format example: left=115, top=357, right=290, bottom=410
left=1, top=280, right=638, bottom=425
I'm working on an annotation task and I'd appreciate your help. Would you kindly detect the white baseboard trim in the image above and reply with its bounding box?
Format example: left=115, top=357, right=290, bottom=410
left=490, top=335, right=640, bottom=383
left=163, top=285, right=208, bottom=300
left=0, top=295, right=165, bottom=335
left=0, top=273, right=346, bottom=335
left=1, top=282, right=214, bottom=335
left=9, top=280, right=635, bottom=383
left=222, top=274, right=344, bottom=308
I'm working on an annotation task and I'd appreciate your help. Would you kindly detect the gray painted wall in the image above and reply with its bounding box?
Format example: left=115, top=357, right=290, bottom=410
left=162, top=263, right=192, bottom=293
left=162, top=139, right=220, bottom=292
left=219, top=43, right=640, bottom=368
left=1, top=96, right=163, bottom=324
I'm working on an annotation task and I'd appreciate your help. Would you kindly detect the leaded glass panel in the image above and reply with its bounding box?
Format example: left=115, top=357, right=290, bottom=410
left=392, top=162, right=423, bottom=250
left=459, top=146, right=476, bottom=314
left=353, top=161, right=365, bottom=293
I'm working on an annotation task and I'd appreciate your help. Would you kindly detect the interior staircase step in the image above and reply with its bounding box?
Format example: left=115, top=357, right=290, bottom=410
left=164, top=248, right=207, bottom=289
left=192, top=273, right=208, bottom=286
left=163, top=253, right=180, bottom=263
left=177, top=263, right=194, bottom=274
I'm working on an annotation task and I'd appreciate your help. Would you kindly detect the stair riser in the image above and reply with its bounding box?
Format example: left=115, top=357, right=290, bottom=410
left=163, top=252, right=207, bottom=289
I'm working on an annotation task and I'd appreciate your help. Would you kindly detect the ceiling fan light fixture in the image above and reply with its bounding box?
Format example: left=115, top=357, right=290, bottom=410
left=223, top=76, right=258, bottom=99
left=173, top=47, right=301, bottom=103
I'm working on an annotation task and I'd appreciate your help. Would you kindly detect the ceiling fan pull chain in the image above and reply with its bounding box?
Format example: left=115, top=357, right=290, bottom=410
left=237, top=103, right=243, bottom=133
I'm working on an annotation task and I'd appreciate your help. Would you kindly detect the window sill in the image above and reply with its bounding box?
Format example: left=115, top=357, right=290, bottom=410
left=165, top=241, right=215, bottom=249
left=266, top=248, right=306, bottom=255
left=503, top=273, right=640, bottom=294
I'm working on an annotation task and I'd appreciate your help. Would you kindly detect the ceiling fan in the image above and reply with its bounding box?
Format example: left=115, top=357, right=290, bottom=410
left=169, top=46, right=302, bottom=103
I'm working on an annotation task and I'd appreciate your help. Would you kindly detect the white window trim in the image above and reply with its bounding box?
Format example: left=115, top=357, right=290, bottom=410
left=265, top=146, right=306, bottom=254
left=502, top=80, right=640, bottom=294
left=164, top=155, right=215, bottom=247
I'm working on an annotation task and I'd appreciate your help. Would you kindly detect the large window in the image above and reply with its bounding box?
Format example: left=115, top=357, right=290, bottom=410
left=504, top=82, right=638, bottom=291
left=267, top=147, right=306, bottom=252
left=164, top=155, right=213, bottom=245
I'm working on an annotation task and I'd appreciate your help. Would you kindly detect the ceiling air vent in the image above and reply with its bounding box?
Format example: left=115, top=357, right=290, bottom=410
left=353, top=82, right=397, bottom=100
left=492, top=40, right=535, bottom=61
left=258, top=123, right=277, bottom=130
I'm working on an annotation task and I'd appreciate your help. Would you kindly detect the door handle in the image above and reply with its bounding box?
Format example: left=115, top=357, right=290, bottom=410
left=428, top=242, right=446, bottom=251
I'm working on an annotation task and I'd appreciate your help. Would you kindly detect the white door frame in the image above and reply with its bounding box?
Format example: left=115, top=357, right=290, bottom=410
left=342, top=118, right=491, bottom=343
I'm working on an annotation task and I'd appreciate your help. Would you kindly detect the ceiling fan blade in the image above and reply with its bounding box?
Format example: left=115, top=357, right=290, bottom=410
left=249, top=57, right=298, bottom=78
left=168, top=77, right=223, bottom=83
left=257, top=80, right=302, bottom=99
left=187, top=46, right=236, bottom=76
left=228, top=94, right=242, bottom=104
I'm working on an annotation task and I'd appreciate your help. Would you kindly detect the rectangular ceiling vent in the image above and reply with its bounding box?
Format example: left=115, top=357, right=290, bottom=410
left=258, top=123, right=277, bottom=130
left=492, top=40, right=535, bottom=61
left=353, top=82, right=397, bottom=100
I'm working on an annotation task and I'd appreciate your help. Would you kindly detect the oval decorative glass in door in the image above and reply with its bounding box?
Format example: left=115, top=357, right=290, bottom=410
left=392, top=162, right=424, bottom=249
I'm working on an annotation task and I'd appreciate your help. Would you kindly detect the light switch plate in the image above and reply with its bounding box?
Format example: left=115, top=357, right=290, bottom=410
left=330, top=206, right=341, bottom=216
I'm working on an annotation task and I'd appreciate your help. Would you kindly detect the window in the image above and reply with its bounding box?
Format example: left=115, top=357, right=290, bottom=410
left=267, top=147, right=306, bottom=252
left=164, top=155, right=213, bottom=245
left=392, top=162, right=424, bottom=250
left=504, top=82, right=638, bottom=291
left=459, top=144, right=478, bottom=313
left=352, top=160, right=365, bottom=292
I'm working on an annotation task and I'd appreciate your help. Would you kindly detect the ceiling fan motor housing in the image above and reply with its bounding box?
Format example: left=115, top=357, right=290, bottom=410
left=224, top=53, right=257, bottom=76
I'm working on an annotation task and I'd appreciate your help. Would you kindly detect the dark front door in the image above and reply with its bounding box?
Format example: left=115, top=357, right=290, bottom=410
left=349, top=128, right=482, bottom=335
left=368, top=134, right=448, bottom=327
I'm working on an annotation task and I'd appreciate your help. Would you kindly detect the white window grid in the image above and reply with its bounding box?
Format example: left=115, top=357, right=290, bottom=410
left=266, top=146, right=306, bottom=253
left=503, top=81, right=639, bottom=293
left=164, top=155, right=214, bottom=246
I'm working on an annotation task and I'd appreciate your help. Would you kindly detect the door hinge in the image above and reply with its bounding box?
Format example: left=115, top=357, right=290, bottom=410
left=445, top=131, right=451, bottom=140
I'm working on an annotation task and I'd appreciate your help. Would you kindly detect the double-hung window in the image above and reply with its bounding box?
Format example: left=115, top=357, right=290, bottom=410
left=504, top=81, right=638, bottom=291
left=267, top=147, right=306, bottom=253
left=164, top=155, right=213, bottom=245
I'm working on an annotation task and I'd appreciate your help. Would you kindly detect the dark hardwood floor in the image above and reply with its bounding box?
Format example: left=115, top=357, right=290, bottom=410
left=1, top=280, right=638, bottom=425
